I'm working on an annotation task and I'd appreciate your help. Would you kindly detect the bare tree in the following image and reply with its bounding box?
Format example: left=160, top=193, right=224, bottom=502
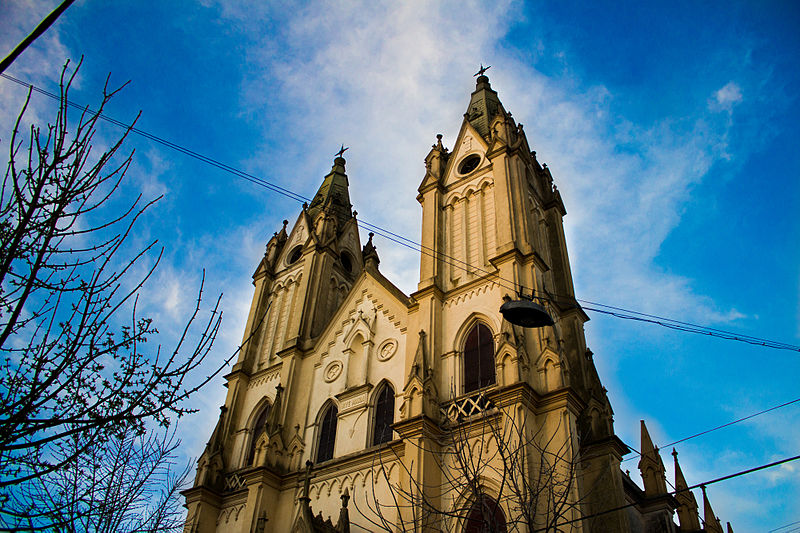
left=6, top=424, right=190, bottom=533
left=356, top=398, right=589, bottom=533
left=0, top=60, right=223, bottom=529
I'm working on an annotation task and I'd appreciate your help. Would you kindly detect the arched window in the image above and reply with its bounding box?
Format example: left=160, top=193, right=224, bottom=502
left=463, top=496, right=507, bottom=533
left=247, top=403, right=271, bottom=465
left=372, top=383, right=395, bottom=446
left=316, top=403, right=338, bottom=463
left=463, top=323, right=495, bottom=393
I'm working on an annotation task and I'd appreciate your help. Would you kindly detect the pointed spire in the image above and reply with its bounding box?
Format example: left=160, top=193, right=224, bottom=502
left=701, top=486, right=724, bottom=533
left=408, top=330, right=432, bottom=384
left=276, top=219, right=288, bottom=243
left=265, top=384, right=283, bottom=436
left=337, top=488, right=351, bottom=533
left=727, top=523, right=734, bottom=533
left=300, top=460, right=313, bottom=502
left=637, top=420, right=667, bottom=496
left=672, top=449, right=701, bottom=530
left=465, top=68, right=506, bottom=139
left=307, top=150, right=353, bottom=229
left=420, top=133, right=450, bottom=191
left=362, top=232, right=379, bottom=271
left=205, top=405, right=228, bottom=452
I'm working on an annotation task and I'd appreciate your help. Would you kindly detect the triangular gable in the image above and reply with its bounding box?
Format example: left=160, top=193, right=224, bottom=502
left=442, top=119, right=491, bottom=188
left=312, top=268, right=411, bottom=357
left=276, top=211, right=315, bottom=268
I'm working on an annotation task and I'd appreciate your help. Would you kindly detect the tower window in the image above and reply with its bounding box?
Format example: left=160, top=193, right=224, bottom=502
left=463, top=323, right=495, bottom=393
left=316, top=403, right=338, bottom=463
left=458, top=154, right=481, bottom=175
left=372, top=383, right=395, bottom=446
left=463, top=496, right=507, bottom=533
left=287, top=245, right=303, bottom=265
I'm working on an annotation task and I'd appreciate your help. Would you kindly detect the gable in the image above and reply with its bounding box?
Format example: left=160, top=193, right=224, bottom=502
left=443, top=119, right=491, bottom=188
left=313, top=270, right=411, bottom=360
left=276, top=211, right=313, bottom=270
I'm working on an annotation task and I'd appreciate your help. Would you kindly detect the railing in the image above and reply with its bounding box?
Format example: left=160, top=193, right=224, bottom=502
left=223, top=471, right=246, bottom=492
left=440, top=390, right=494, bottom=421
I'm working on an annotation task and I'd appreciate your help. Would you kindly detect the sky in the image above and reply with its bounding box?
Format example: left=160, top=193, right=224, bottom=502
left=1, top=1, right=799, bottom=530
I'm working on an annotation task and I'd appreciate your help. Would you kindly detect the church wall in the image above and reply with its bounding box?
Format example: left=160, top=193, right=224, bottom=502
left=186, top=74, right=693, bottom=533
left=299, top=299, right=407, bottom=461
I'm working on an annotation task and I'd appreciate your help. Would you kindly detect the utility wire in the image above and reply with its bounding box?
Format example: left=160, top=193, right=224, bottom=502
left=534, top=453, right=800, bottom=531
left=4, top=71, right=799, bottom=354
left=622, top=395, right=800, bottom=463
left=770, top=520, right=800, bottom=533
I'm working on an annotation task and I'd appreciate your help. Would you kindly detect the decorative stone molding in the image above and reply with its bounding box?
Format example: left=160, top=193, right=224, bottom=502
left=377, top=338, right=398, bottom=361
left=323, top=360, right=343, bottom=383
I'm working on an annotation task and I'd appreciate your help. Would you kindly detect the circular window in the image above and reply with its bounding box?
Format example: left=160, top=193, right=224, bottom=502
left=458, top=154, right=481, bottom=174
left=340, top=251, right=353, bottom=273
left=287, top=245, right=303, bottom=265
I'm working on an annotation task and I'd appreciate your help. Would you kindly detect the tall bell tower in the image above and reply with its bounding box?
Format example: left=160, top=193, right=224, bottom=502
left=403, top=70, right=632, bottom=531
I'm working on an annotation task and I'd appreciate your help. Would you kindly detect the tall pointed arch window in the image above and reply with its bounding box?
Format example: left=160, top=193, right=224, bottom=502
left=372, top=383, right=395, bottom=446
left=316, top=403, right=338, bottom=463
left=463, top=323, right=495, bottom=393
left=463, top=496, right=508, bottom=533
left=247, top=403, right=271, bottom=465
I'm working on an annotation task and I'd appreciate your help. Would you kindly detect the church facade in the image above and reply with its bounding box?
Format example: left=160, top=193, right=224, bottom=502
left=183, top=73, right=729, bottom=533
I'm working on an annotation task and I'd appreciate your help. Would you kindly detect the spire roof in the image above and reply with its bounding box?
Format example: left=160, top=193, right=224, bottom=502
left=307, top=153, right=353, bottom=229
left=702, top=486, right=725, bottom=533
left=640, top=419, right=657, bottom=456
left=465, top=71, right=506, bottom=138
left=673, top=448, right=689, bottom=491
left=672, top=448, right=702, bottom=530
left=637, top=420, right=667, bottom=496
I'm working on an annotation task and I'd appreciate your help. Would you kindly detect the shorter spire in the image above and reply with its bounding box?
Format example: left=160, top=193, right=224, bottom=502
left=265, top=383, right=283, bottom=436
left=701, top=486, right=725, bottom=533
left=637, top=420, right=667, bottom=496
left=362, top=232, right=379, bottom=270
left=672, top=449, right=701, bottom=530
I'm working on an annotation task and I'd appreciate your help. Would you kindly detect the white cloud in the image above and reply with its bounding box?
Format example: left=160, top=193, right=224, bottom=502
left=712, top=81, right=743, bottom=111
left=206, top=1, right=746, bottom=332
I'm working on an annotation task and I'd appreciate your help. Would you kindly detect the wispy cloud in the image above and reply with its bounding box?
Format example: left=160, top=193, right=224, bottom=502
left=712, top=81, right=744, bottom=112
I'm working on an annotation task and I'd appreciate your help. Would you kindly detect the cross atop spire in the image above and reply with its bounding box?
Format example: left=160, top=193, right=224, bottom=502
left=474, top=64, right=491, bottom=77
left=335, top=145, right=349, bottom=158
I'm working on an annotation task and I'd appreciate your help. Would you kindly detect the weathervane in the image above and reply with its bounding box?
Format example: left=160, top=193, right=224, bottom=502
left=474, top=64, right=491, bottom=77
left=335, top=145, right=349, bottom=158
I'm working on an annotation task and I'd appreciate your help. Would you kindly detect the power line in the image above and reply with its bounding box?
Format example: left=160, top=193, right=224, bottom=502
left=622, top=395, right=800, bottom=463
left=4, top=71, right=799, bottom=354
left=534, top=453, right=800, bottom=531
left=770, top=520, right=800, bottom=533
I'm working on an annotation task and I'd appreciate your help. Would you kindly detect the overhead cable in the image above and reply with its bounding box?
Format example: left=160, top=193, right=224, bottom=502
left=4, top=72, right=798, bottom=353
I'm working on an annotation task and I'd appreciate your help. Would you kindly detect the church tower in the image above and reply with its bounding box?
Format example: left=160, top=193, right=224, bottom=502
left=402, top=70, right=632, bottom=532
left=183, top=72, right=721, bottom=533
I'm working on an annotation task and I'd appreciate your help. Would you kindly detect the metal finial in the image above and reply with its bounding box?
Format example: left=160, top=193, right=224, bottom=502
left=474, top=64, right=491, bottom=77
left=335, top=145, right=349, bottom=158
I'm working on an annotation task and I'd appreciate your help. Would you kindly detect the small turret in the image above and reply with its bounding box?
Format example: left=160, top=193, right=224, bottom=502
left=362, top=232, right=379, bottom=271
left=672, top=449, right=701, bottom=530
left=701, top=486, right=725, bottom=533
left=637, top=420, right=668, bottom=496
left=422, top=134, right=449, bottom=185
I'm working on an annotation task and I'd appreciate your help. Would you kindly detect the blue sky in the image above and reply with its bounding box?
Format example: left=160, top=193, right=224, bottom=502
left=2, top=1, right=798, bottom=530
